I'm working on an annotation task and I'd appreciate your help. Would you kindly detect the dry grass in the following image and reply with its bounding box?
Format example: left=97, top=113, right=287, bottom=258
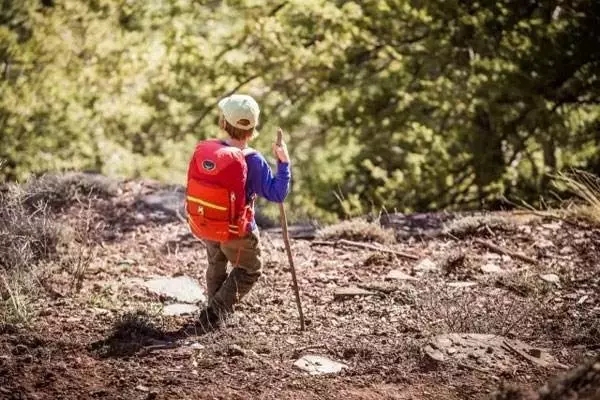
left=315, top=217, right=397, bottom=244
left=0, top=274, right=34, bottom=326
left=0, top=184, right=63, bottom=271
left=0, top=173, right=108, bottom=325
left=0, top=185, right=62, bottom=325
left=552, top=169, right=600, bottom=226
left=413, top=283, right=548, bottom=337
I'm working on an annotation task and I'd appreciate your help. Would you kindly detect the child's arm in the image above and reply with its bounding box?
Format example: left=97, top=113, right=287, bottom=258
left=246, top=154, right=290, bottom=203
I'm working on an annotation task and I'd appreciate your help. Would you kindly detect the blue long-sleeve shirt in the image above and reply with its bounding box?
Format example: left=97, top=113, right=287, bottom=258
left=245, top=153, right=291, bottom=203
left=245, top=153, right=291, bottom=231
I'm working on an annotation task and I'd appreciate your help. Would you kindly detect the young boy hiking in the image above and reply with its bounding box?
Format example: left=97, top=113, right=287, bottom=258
left=184, top=93, right=291, bottom=329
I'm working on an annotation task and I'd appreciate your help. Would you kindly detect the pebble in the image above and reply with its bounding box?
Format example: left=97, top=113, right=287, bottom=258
left=540, top=274, right=560, bottom=284
left=413, top=258, right=438, bottom=272
left=481, top=263, right=503, bottom=274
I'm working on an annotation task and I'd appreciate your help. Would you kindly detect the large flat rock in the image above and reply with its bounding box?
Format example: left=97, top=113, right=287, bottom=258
left=423, top=333, right=567, bottom=370
left=162, top=303, right=200, bottom=316
left=142, top=276, right=206, bottom=304
left=138, top=188, right=186, bottom=218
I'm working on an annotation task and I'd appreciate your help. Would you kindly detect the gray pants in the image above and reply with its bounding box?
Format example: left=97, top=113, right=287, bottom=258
left=204, top=229, right=262, bottom=314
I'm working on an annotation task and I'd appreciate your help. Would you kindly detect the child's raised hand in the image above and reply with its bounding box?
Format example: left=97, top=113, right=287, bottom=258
left=273, top=128, right=290, bottom=163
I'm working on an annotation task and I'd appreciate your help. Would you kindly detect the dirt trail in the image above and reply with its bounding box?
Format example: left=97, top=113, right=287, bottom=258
left=0, top=178, right=598, bottom=400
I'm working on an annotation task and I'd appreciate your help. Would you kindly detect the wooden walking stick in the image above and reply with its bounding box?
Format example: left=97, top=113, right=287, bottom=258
left=276, top=128, right=305, bottom=331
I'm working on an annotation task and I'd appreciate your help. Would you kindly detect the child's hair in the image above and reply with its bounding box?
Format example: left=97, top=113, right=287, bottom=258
left=221, top=117, right=254, bottom=140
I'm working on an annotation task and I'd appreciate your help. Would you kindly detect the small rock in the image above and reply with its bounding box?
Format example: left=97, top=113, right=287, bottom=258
left=413, top=258, right=438, bottom=272
left=294, top=355, right=347, bottom=375
left=535, top=239, right=554, bottom=249
left=577, top=295, right=589, bottom=305
left=189, top=342, right=204, bottom=350
left=447, top=347, right=457, bottom=355
left=447, top=281, right=477, bottom=288
left=481, top=263, right=503, bottom=274
left=385, top=269, right=418, bottom=281
left=559, top=246, right=574, bottom=255
left=136, top=385, right=149, bottom=392
left=13, top=344, right=27, bottom=355
left=38, top=309, right=53, bottom=317
left=541, top=222, right=562, bottom=231
left=334, top=287, right=376, bottom=300
left=484, top=252, right=502, bottom=260
left=424, top=346, right=445, bottom=362
left=228, top=344, right=246, bottom=357
left=540, top=274, right=560, bottom=284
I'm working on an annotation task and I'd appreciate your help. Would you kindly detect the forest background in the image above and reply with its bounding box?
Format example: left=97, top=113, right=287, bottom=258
left=2, top=0, right=599, bottom=222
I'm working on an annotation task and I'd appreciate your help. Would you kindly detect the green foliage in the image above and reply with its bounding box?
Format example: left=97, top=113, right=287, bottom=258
left=1, top=0, right=599, bottom=221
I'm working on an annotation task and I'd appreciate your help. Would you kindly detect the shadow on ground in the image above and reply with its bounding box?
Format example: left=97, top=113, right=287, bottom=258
left=87, top=310, right=216, bottom=358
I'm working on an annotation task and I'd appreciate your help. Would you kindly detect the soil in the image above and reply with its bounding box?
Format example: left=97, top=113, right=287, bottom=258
left=0, top=177, right=598, bottom=400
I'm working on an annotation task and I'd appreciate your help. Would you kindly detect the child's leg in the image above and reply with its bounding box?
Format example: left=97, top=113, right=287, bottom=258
left=204, top=240, right=229, bottom=301
left=210, top=230, right=262, bottom=314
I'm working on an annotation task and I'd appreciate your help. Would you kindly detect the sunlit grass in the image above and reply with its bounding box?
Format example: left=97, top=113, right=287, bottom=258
left=552, top=169, right=600, bottom=225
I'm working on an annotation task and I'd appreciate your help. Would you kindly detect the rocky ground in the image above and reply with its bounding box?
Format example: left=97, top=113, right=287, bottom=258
left=0, top=174, right=598, bottom=400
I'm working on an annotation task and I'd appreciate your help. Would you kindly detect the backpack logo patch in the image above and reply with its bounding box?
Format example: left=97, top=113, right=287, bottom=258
left=202, top=160, right=216, bottom=171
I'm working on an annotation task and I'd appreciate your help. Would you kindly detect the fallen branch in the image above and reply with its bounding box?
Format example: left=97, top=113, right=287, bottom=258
left=311, top=239, right=419, bottom=260
left=293, top=344, right=329, bottom=355
left=514, top=209, right=590, bottom=230
left=473, top=238, right=537, bottom=265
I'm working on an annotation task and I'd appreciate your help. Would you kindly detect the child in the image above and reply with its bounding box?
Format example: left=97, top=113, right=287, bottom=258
left=185, top=93, right=291, bottom=329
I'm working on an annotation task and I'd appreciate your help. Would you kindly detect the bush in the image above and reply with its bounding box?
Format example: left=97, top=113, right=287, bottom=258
left=20, top=172, right=119, bottom=212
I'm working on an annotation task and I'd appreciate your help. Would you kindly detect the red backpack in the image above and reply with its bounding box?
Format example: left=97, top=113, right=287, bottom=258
left=185, top=139, right=255, bottom=242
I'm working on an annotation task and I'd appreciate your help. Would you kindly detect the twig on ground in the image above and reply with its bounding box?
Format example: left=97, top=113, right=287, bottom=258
left=139, top=342, right=180, bottom=354
left=515, top=209, right=590, bottom=230
left=311, top=239, right=419, bottom=260
left=457, top=362, right=490, bottom=374
left=294, top=344, right=328, bottom=353
left=292, top=344, right=331, bottom=358
left=473, top=238, right=537, bottom=265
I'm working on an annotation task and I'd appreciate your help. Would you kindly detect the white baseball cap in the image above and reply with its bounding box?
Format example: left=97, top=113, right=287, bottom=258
left=218, top=94, right=260, bottom=131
